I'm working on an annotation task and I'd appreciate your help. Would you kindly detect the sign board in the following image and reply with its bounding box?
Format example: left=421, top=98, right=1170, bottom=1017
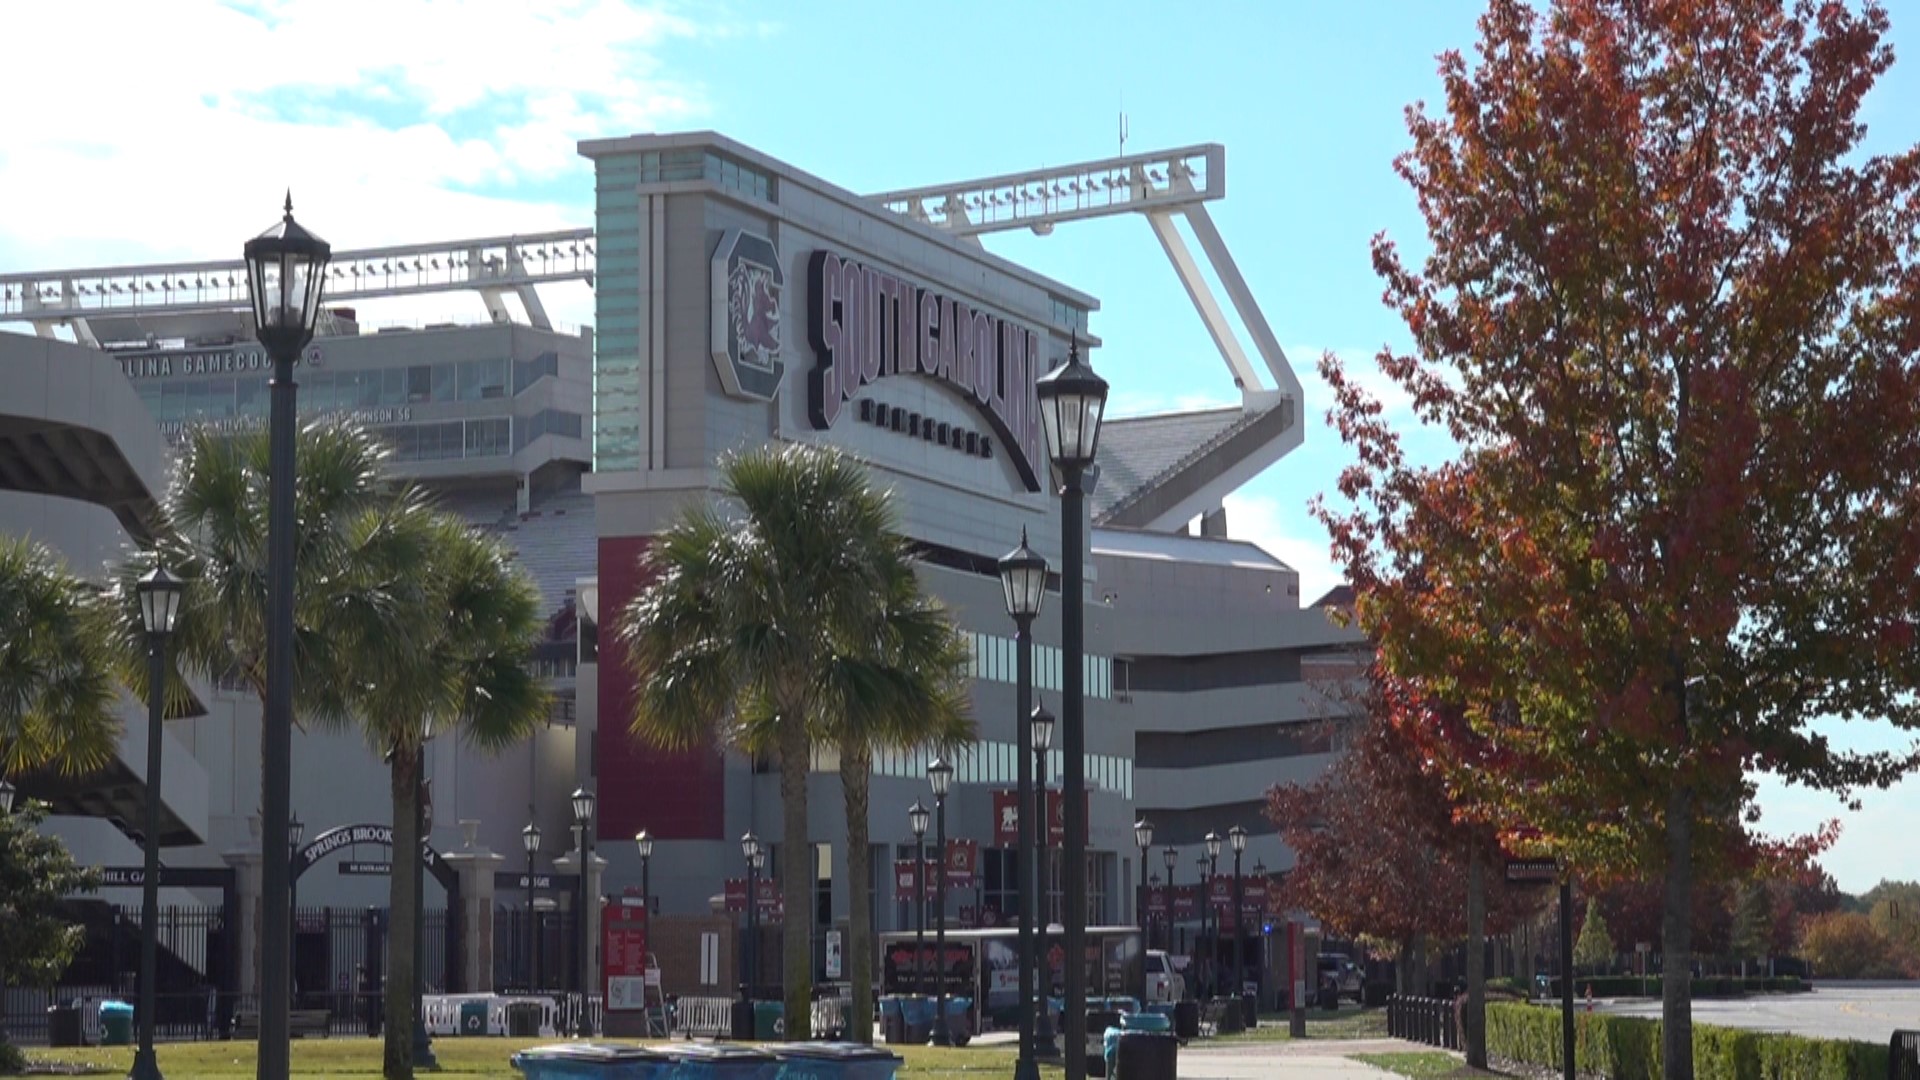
left=826, top=930, right=843, bottom=980
left=991, top=789, right=1089, bottom=846
left=493, top=872, right=573, bottom=892
left=892, top=859, right=938, bottom=903
left=945, top=838, right=978, bottom=889
left=339, top=861, right=392, bottom=876
left=724, top=877, right=786, bottom=921
left=1504, top=858, right=1560, bottom=885
left=602, top=900, right=649, bottom=1012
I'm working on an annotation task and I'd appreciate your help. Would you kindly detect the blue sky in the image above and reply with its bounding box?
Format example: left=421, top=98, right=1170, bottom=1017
left=2, top=0, right=1917, bottom=892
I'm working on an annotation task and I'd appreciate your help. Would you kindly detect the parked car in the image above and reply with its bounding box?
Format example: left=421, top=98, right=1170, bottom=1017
left=1317, top=953, right=1364, bottom=1003
left=1144, top=950, right=1185, bottom=1004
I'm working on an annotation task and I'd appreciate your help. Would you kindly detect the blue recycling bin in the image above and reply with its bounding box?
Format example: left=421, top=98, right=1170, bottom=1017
left=899, top=997, right=933, bottom=1044
left=510, top=1042, right=676, bottom=1080
left=660, top=1042, right=782, bottom=1080
left=1120, top=1010, right=1170, bottom=1034
left=753, top=1001, right=785, bottom=1041
left=940, top=997, right=973, bottom=1045
left=877, top=997, right=905, bottom=1044
left=100, top=1000, right=134, bottom=1046
left=771, top=1042, right=903, bottom=1080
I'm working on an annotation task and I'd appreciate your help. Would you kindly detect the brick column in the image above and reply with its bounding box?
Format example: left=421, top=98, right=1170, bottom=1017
left=441, top=820, right=504, bottom=993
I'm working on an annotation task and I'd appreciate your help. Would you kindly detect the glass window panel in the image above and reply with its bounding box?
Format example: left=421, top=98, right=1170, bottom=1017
left=431, top=363, right=455, bottom=402
left=408, top=365, right=431, bottom=403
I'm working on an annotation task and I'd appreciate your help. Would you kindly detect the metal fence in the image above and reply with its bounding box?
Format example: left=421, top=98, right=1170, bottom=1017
left=1386, top=994, right=1459, bottom=1050
left=491, top=907, right=580, bottom=994
left=4, top=903, right=451, bottom=1045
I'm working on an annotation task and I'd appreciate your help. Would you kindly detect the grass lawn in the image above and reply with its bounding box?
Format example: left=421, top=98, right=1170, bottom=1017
left=1210, top=1005, right=1390, bottom=1043
left=20, top=1038, right=1045, bottom=1078
left=1351, top=1051, right=1469, bottom=1077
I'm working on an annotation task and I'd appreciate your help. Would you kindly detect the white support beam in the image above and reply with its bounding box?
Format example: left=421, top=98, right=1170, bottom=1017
left=1146, top=210, right=1264, bottom=394
left=1185, top=205, right=1300, bottom=403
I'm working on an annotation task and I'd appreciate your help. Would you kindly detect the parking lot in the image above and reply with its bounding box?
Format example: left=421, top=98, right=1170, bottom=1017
left=1598, top=982, right=1920, bottom=1045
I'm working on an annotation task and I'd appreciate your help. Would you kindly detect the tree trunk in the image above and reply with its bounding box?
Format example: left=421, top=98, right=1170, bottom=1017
left=1465, top=844, right=1487, bottom=1068
left=1396, top=939, right=1415, bottom=995
left=779, top=719, right=814, bottom=1038
left=384, top=745, right=419, bottom=1080
left=839, top=741, right=874, bottom=1044
left=1661, top=780, right=1695, bottom=1080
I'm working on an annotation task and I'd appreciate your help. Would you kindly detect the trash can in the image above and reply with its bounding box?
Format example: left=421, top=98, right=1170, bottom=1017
left=1241, top=992, right=1258, bottom=1029
left=939, top=997, right=972, bottom=1047
left=878, top=997, right=904, bottom=1045
left=508, top=1001, right=544, bottom=1038
left=460, top=1000, right=491, bottom=1036
left=1112, top=1031, right=1179, bottom=1080
left=46, top=1001, right=84, bottom=1048
left=900, top=997, right=932, bottom=1044
left=1085, top=1010, right=1124, bottom=1077
left=509, top=1042, right=676, bottom=1079
left=1890, top=1030, right=1920, bottom=1080
left=1120, top=1010, right=1170, bottom=1034
left=732, top=997, right=756, bottom=1040
left=1171, top=1000, right=1199, bottom=1041
left=753, top=1000, right=785, bottom=1041
left=100, top=1000, right=134, bottom=1046
left=771, top=1041, right=904, bottom=1080
left=657, top=1042, right=781, bottom=1080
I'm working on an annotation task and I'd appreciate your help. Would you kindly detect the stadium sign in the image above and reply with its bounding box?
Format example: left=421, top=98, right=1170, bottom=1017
left=806, top=250, right=1047, bottom=492
left=710, top=229, right=786, bottom=401
left=117, top=344, right=323, bottom=380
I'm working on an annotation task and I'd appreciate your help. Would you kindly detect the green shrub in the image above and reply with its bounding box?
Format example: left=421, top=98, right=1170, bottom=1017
left=1485, top=1002, right=1888, bottom=1079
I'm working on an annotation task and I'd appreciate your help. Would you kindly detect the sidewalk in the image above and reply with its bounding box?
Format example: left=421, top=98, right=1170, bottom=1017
left=1177, top=1037, right=1433, bottom=1078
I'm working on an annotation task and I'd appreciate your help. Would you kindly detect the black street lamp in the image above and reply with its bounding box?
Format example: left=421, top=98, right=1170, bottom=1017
left=1162, top=846, right=1177, bottom=955
left=1035, top=338, right=1108, bottom=1080
left=998, top=530, right=1047, bottom=1080
left=572, top=787, right=597, bottom=1037
left=1195, top=853, right=1211, bottom=997
left=243, top=197, right=330, bottom=1080
left=741, top=832, right=762, bottom=996
left=131, top=566, right=184, bottom=1080
left=523, top=819, right=542, bottom=990
left=287, top=812, right=304, bottom=996
left=1029, top=704, right=1057, bottom=1058
left=0, top=776, right=13, bottom=1050
left=1229, top=825, right=1247, bottom=1015
left=907, top=803, right=930, bottom=997
left=1133, top=819, right=1153, bottom=1002
left=927, top=757, right=955, bottom=1045
left=635, top=831, right=654, bottom=917
left=1204, top=832, right=1222, bottom=1000
left=413, top=774, right=438, bottom=1069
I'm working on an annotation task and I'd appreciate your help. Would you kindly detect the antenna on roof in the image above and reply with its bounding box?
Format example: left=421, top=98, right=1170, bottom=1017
left=1119, top=104, right=1129, bottom=158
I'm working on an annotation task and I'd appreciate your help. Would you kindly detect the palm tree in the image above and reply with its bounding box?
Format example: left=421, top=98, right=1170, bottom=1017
left=333, top=502, right=548, bottom=1079
left=618, top=442, right=974, bottom=1041
left=0, top=536, right=121, bottom=781
left=824, top=551, right=972, bottom=1044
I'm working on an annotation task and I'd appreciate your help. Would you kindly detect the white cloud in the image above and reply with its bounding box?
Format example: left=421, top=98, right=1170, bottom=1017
left=0, top=1, right=708, bottom=276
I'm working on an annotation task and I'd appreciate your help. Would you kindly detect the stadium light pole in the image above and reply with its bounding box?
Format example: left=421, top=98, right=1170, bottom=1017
left=523, top=820, right=541, bottom=991
left=572, top=787, right=597, bottom=1037
left=998, top=530, right=1047, bottom=1080
left=1229, top=825, right=1247, bottom=1020
left=927, top=758, right=954, bottom=1046
left=1133, top=819, right=1153, bottom=1003
left=244, top=196, right=330, bottom=1080
left=1034, top=338, right=1108, bottom=1080
left=907, top=803, right=930, bottom=997
left=132, top=566, right=184, bottom=1080
left=1029, top=703, right=1057, bottom=1059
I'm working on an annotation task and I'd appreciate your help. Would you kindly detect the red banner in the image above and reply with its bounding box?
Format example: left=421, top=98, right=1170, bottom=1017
left=945, top=838, right=978, bottom=889
left=1146, top=885, right=1168, bottom=916
left=1173, top=884, right=1198, bottom=919
left=990, top=789, right=1088, bottom=846
left=602, top=899, right=649, bottom=1012
left=892, top=859, right=939, bottom=902
left=723, top=878, right=784, bottom=921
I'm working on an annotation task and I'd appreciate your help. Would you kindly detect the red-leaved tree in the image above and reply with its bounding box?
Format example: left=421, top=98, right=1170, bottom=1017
left=1316, top=2, right=1920, bottom=1076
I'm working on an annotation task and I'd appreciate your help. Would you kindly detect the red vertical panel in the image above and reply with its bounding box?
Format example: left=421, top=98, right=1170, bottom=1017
left=596, top=535, right=726, bottom=841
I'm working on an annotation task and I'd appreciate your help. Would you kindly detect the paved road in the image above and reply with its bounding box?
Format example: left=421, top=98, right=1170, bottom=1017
left=1599, top=984, right=1920, bottom=1045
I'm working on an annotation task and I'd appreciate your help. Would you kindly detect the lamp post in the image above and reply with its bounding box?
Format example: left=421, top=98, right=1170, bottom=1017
left=1034, top=338, right=1108, bottom=1080
left=998, top=531, right=1047, bottom=1080
left=131, top=566, right=184, bottom=1080
left=571, top=788, right=598, bottom=1036
left=288, top=813, right=304, bottom=962
left=1029, top=704, right=1057, bottom=1058
left=1162, top=846, right=1177, bottom=957
left=1229, top=826, right=1247, bottom=1016
left=412, top=775, right=438, bottom=1069
left=244, top=197, right=330, bottom=1080
left=0, top=776, right=13, bottom=1050
left=741, top=832, right=762, bottom=997
left=1195, top=854, right=1211, bottom=998
left=927, top=758, right=954, bottom=1045
left=635, top=831, right=654, bottom=918
left=907, top=804, right=929, bottom=997
left=1133, top=819, right=1153, bottom=1003
left=523, top=820, right=541, bottom=991
left=1204, top=832, right=1222, bottom=1001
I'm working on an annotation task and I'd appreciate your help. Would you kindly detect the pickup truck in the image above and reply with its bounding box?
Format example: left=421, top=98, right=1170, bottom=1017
left=1144, top=950, right=1185, bottom=1004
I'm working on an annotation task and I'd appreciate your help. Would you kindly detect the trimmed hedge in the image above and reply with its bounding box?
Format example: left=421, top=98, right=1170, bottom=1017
left=1541, top=975, right=1806, bottom=999
left=1486, top=1002, right=1886, bottom=1080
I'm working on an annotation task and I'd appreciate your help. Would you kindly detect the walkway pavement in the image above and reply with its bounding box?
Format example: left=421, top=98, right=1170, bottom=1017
left=1178, top=1038, right=1427, bottom=1078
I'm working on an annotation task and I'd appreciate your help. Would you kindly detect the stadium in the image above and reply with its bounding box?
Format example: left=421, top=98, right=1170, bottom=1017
left=0, top=131, right=1361, bottom=1031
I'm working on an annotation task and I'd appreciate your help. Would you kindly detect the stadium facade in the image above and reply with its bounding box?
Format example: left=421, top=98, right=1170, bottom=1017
left=0, top=132, right=1361, bottom=1005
